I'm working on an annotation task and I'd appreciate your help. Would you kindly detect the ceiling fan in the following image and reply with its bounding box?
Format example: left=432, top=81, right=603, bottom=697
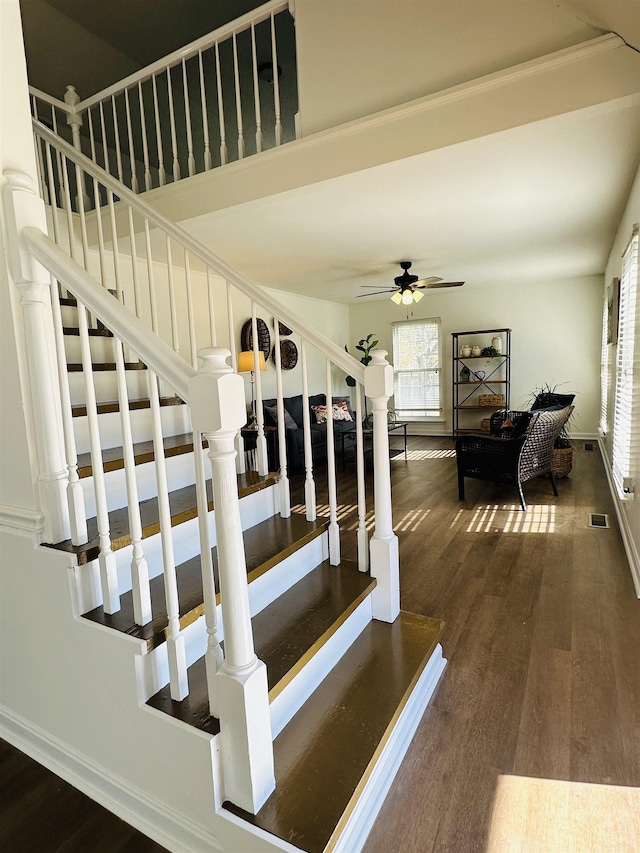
left=358, top=261, right=464, bottom=304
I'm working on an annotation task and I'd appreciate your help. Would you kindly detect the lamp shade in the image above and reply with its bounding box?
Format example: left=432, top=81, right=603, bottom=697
left=390, top=291, right=403, bottom=305
left=237, top=350, right=266, bottom=373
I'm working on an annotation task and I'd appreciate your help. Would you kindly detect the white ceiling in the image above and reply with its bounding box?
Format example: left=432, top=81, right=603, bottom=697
left=183, top=95, right=640, bottom=303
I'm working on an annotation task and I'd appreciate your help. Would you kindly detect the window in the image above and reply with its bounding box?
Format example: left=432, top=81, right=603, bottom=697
left=599, top=296, right=609, bottom=435
left=612, top=226, right=639, bottom=497
left=392, top=318, right=442, bottom=419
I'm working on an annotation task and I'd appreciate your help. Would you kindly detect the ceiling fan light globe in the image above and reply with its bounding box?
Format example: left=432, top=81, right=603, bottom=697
left=412, top=289, right=424, bottom=303
left=401, top=290, right=413, bottom=305
left=390, top=291, right=403, bottom=305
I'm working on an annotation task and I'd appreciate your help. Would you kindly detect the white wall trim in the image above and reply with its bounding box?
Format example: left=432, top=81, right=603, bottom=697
left=0, top=503, right=44, bottom=539
left=0, top=705, right=222, bottom=853
left=598, top=437, right=640, bottom=597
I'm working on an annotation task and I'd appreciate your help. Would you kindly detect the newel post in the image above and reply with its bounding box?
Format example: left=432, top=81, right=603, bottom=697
left=2, top=170, right=70, bottom=543
left=188, top=348, right=275, bottom=814
left=364, top=350, right=400, bottom=622
left=64, top=86, right=83, bottom=152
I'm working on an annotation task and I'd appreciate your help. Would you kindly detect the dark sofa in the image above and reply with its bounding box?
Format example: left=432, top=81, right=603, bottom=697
left=261, top=393, right=357, bottom=472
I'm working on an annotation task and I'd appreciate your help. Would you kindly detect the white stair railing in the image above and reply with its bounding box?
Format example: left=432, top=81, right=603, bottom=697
left=28, top=0, right=296, bottom=193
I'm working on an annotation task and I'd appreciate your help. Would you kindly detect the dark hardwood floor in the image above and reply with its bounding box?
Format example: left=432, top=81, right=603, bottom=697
left=2, top=437, right=638, bottom=851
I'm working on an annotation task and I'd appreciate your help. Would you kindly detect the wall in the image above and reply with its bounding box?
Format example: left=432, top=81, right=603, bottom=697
left=349, top=276, right=603, bottom=436
left=0, top=0, right=41, bottom=516
left=602, top=162, right=640, bottom=591
left=294, top=0, right=597, bottom=136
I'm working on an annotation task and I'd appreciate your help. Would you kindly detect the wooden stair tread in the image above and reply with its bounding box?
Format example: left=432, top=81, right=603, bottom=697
left=77, top=432, right=206, bottom=477
left=67, top=361, right=146, bottom=372
left=226, top=612, right=445, bottom=853
left=63, top=326, right=113, bottom=337
left=146, top=560, right=375, bottom=728
left=71, top=396, right=184, bottom=417
left=46, top=470, right=278, bottom=563
left=82, top=514, right=329, bottom=651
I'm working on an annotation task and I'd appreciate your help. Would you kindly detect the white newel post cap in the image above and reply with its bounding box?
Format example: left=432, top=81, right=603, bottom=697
left=189, top=347, right=246, bottom=434
left=2, top=170, right=50, bottom=286
left=364, top=349, right=393, bottom=399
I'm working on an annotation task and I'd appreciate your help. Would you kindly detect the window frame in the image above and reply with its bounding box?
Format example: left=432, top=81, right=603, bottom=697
left=391, top=317, right=444, bottom=422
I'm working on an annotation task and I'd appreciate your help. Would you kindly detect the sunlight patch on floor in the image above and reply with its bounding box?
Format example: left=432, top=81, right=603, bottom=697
left=465, top=505, right=556, bottom=533
left=395, top=508, right=431, bottom=531
left=291, top=502, right=358, bottom=523
left=404, top=448, right=457, bottom=460
left=487, top=775, right=640, bottom=852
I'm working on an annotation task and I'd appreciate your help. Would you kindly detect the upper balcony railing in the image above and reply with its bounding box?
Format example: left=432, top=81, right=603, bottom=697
left=29, top=0, right=297, bottom=194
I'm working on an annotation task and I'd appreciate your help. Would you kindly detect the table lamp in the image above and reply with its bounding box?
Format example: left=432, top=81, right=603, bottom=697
left=237, top=350, right=266, bottom=425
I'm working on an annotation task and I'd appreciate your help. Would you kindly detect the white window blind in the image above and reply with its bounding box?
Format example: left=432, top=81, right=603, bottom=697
left=612, top=227, right=639, bottom=497
left=600, top=296, right=609, bottom=435
left=392, top=318, right=442, bottom=418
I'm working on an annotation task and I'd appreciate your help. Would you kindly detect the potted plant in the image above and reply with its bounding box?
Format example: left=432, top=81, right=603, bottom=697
left=344, top=333, right=378, bottom=387
left=528, top=383, right=576, bottom=477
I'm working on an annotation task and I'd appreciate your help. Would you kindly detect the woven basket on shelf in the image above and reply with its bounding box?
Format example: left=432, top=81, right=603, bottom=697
left=552, top=447, right=573, bottom=478
left=480, top=418, right=491, bottom=433
left=479, top=394, right=505, bottom=408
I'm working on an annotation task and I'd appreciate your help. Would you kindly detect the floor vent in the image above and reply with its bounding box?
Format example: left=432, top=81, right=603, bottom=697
left=583, top=441, right=595, bottom=452
left=588, top=513, right=610, bottom=529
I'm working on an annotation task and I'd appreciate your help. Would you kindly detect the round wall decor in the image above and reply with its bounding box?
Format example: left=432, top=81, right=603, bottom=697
left=272, top=339, right=298, bottom=370
left=275, top=319, right=293, bottom=336
left=240, top=318, right=271, bottom=362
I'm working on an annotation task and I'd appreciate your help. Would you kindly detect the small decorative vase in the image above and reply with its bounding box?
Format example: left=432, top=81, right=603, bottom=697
left=460, top=365, right=471, bottom=382
left=471, top=345, right=482, bottom=357
left=461, top=345, right=472, bottom=358
left=491, top=336, right=503, bottom=354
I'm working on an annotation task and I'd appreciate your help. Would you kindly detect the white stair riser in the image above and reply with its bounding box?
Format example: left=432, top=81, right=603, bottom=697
left=73, top=403, right=191, bottom=454
left=64, top=334, right=116, bottom=363
left=68, top=369, right=150, bottom=406
left=73, top=484, right=279, bottom=613
left=270, top=595, right=373, bottom=738
left=137, top=531, right=329, bottom=702
left=80, top=448, right=200, bottom=516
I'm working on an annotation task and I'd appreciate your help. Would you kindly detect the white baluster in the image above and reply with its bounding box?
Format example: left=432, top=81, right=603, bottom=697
left=355, top=382, right=368, bottom=572
left=151, top=75, right=166, bottom=186
left=124, top=87, right=139, bottom=193
left=193, top=434, right=223, bottom=716
left=111, top=95, right=125, bottom=184
left=165, top=235, right=179, bottom=352
left=166, top=67, right=181, bottom=181
left=182, top=59, right=196, bottom=177
left=78, top=301, right=120, bottom=612
left=87, top=115, right=108, bottom=285
left=3, top=170, right=71, bottom=544
left=198, top=50, right=212, bottom=171
left=300, top=340, right=316, bottom=521
left=127, top=207, right=142, bottom=319
left=107, top=189, right=123, bottom=303
left=60, top=155, right=78, bottom=261
left=273, top=321, right=290, bottom=516
left=189, top=348, right=274, bottom=813
left=365, top=350, right=399, bottom=622
left=137, top=82, right=152, bottom=191
left=215, top=42, right=228, bottom=165
left=114, top=337, right=151, bottom=625
left=226, top=281, right=245, bottom=475
left=207, top=267, right=217, bottom=346
left=270, top=13, right=282, bottom=146
left=250, top=23, right=263, bottom=153
left=148, top=368, right=188, bottom=700
left=144, top=219, right=159, bottom=334
left=325, top=359, right=340, bottom=564
left=232, top=33, right=245, bottom=159
left=251, top=305, right=268, bottom=475
left=98, top=101, right=111, bottom=177
left=50, top=108, right=67, bottom=213
left=184, top=248, right=197, bottom=367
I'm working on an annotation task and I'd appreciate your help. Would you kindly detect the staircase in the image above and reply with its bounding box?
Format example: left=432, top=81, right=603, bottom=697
left=1, top=41, right=446, bottom=852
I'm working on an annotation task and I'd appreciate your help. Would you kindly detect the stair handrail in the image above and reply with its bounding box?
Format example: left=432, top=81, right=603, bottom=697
left=32, top=119, right=364, bottom=384
left=29, top=0, right=291, bottom=114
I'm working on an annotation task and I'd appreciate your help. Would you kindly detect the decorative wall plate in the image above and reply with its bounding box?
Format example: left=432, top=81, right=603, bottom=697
left=272, top=339, right=298, bottom=370
left=275, top=320, right=293, bottom=336
left=240, top=318, right=271, bottom=362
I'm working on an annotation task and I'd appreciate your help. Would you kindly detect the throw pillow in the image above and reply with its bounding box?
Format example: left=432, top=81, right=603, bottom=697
left=312, top=402, right=354, bottom=424
left=265, top=404, right=297, bottom=429
left=311, top=404, right=328, bottom=424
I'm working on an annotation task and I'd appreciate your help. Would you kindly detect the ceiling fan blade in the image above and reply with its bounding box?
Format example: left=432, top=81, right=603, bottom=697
left=360, top=284, right=396, bottom=288
left=413, top=276, right=443, bottom=286
left=415, top=281, right=465, bottom=289
left=356, top=289, right=395, bottom=297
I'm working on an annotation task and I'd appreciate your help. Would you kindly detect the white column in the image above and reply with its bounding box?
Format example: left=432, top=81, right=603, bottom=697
left=2, top=170, right=70, bottom=543
left=365, top=350, right=399, bottom=622
left=188, top=348, right=274, bottom=814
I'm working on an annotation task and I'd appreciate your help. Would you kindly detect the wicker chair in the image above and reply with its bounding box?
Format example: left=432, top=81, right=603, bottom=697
left=455, top=406, right=574, bottom=511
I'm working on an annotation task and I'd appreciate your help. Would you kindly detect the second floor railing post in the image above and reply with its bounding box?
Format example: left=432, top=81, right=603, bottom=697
left=364, top=349, right=400, bottom=623
left=188, top=347, right=275, bottom=815
left=2, top=170, right=70, bottom=543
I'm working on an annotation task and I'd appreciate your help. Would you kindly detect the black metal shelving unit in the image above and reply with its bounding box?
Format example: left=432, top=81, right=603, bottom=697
left=452, top=328, right=511, bottom=438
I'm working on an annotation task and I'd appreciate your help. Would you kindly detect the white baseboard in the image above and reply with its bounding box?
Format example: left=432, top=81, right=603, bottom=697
left=0, top=705, right=221, bottom=853
left=0, top=503, right=44, bottom=540
left=598, top=438, right=640, bottom=597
